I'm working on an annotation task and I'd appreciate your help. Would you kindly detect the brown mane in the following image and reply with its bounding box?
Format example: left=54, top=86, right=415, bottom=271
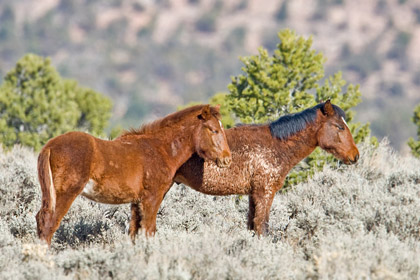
left=118, top=105, right=221, bottom=138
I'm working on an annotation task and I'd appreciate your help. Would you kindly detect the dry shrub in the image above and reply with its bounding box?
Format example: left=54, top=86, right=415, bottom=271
left=0, top=141, right=419, bottom=279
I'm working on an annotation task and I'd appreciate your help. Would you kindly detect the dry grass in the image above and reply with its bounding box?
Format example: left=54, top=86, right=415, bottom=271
left=0, top=141, right=419, bottom=279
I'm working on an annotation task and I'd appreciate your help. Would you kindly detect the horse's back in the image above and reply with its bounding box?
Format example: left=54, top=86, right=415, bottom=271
left=43, top=131, right=96, bottom=158
left=41, top=131, right=97, bottom=186
left=44, top=131, right=95, bottom=147
left=225, top=125, right=272, bottom=149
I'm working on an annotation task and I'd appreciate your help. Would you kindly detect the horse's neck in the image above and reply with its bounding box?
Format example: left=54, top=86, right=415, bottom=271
left=160, top=126, right=197, bottom=169
left=119, top=125, right=197, bottom=172
left=274, top=123, right=319, bottom=170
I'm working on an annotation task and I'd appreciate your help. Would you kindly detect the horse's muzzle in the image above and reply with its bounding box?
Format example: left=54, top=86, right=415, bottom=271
left=347, top=153, right=359, bottom=165
left=216, top=156, right=232, bottom=168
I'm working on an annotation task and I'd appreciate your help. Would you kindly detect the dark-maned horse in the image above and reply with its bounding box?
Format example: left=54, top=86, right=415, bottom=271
left=36, top=105, right=232, bottom=245
left=174, top=101, right=359, bottom=235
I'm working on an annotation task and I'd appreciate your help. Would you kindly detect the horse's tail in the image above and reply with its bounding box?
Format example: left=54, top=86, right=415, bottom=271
left=37, top=148, right=56, bottom=212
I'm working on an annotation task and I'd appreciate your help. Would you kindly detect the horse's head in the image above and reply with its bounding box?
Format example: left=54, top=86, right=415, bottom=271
left=194, top=105, right=232, bottom=168
left=317, top=100, right=359, bottom=164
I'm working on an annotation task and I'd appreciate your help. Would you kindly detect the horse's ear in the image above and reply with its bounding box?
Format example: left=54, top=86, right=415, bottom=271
left=198, top=105, right=212, bottom=121
left=214, top=104, right=221, bottom=112
left=322, top=100, right=335, bottom=116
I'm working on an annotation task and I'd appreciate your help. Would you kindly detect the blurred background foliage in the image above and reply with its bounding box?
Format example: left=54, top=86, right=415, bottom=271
left=0, top=54, right=112, bottom=151
left=408, top=104, right=420, bottom=158
left=0, top=0, right=420, bottom=154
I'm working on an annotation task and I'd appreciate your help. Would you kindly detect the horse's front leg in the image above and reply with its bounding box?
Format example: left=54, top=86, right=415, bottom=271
left=140, top=193, right=165, bottom=236
left=251, top=195, right=269, bottom=236
left=136, top=182, right=173, bottom=238
left=250, top=187, right=276, bottom=236
left=129, top=182, right=175, bottom=241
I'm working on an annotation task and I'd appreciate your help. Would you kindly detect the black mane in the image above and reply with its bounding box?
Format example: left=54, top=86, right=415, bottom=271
left=269, top=103, right=346, bottom=140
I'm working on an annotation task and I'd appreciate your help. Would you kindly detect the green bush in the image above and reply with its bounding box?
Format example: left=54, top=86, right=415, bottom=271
left=178, top=92, right=235, bottom=129
left=408, top=104, right=420, bottom=158
left=225, top=29, right=376, bottom=187
left=0, top=54, right=112, bottom=151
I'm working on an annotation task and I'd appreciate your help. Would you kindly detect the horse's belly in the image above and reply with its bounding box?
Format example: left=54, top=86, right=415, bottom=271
left=201, top=162, right=251, bottom=195
left=81, top=179, right=136, bottom=204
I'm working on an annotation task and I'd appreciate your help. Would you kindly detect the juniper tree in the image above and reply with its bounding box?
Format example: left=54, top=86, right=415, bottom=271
left=408, top=104, right=420, bottom=158
left=0, top=54, right=112, bottom=151
left=226, top=29, right=374, bottom=187
left=178, top=92, right=235, bottom=129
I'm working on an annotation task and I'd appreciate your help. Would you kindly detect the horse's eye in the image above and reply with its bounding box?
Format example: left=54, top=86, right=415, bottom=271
left=208, top=127, right=218, bottom=134
left=336, top=125, right=344, bottom=131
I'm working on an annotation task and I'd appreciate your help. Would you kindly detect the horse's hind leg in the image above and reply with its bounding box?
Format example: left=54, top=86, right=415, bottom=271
left=36, top=207, right=55, bottom=244
left=129, top=202, right=142, bottom=243
left=50, top=188, right=85, bottom=239
left=37, top=172, right=87, bottom=245
left=37, top=184, right=86, bottom=245
left=264, top=191, right=276, bottom=231
left=36, top=148, right=57, bottom=245
left=247, top=195, right=256, bottom=230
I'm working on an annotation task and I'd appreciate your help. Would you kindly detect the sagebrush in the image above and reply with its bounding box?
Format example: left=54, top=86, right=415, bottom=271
left=0, top=141, right=419, bottom=279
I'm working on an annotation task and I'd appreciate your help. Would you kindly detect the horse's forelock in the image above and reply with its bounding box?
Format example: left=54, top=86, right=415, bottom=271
left=210, top=107, right=221, bottom=119
left=332, top=104, right=346, bottom=119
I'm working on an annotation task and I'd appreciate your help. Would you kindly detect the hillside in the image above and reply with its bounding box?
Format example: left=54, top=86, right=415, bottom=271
left=1, top=142, right=419, bottom=278
left=1, top=0, right=420, bottom=150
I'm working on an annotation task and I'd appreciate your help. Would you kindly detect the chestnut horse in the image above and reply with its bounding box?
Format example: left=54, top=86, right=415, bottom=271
left=36, top=105, right=231, bottom=245
left=174, top=101, right=359, bottom=235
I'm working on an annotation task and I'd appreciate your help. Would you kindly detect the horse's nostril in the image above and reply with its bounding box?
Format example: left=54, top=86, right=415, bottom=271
left=348, top=153, right=359, bottom=164
left=222, top=157, right=231, bottom=167
left=216, top=156, right=231, bottom=168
